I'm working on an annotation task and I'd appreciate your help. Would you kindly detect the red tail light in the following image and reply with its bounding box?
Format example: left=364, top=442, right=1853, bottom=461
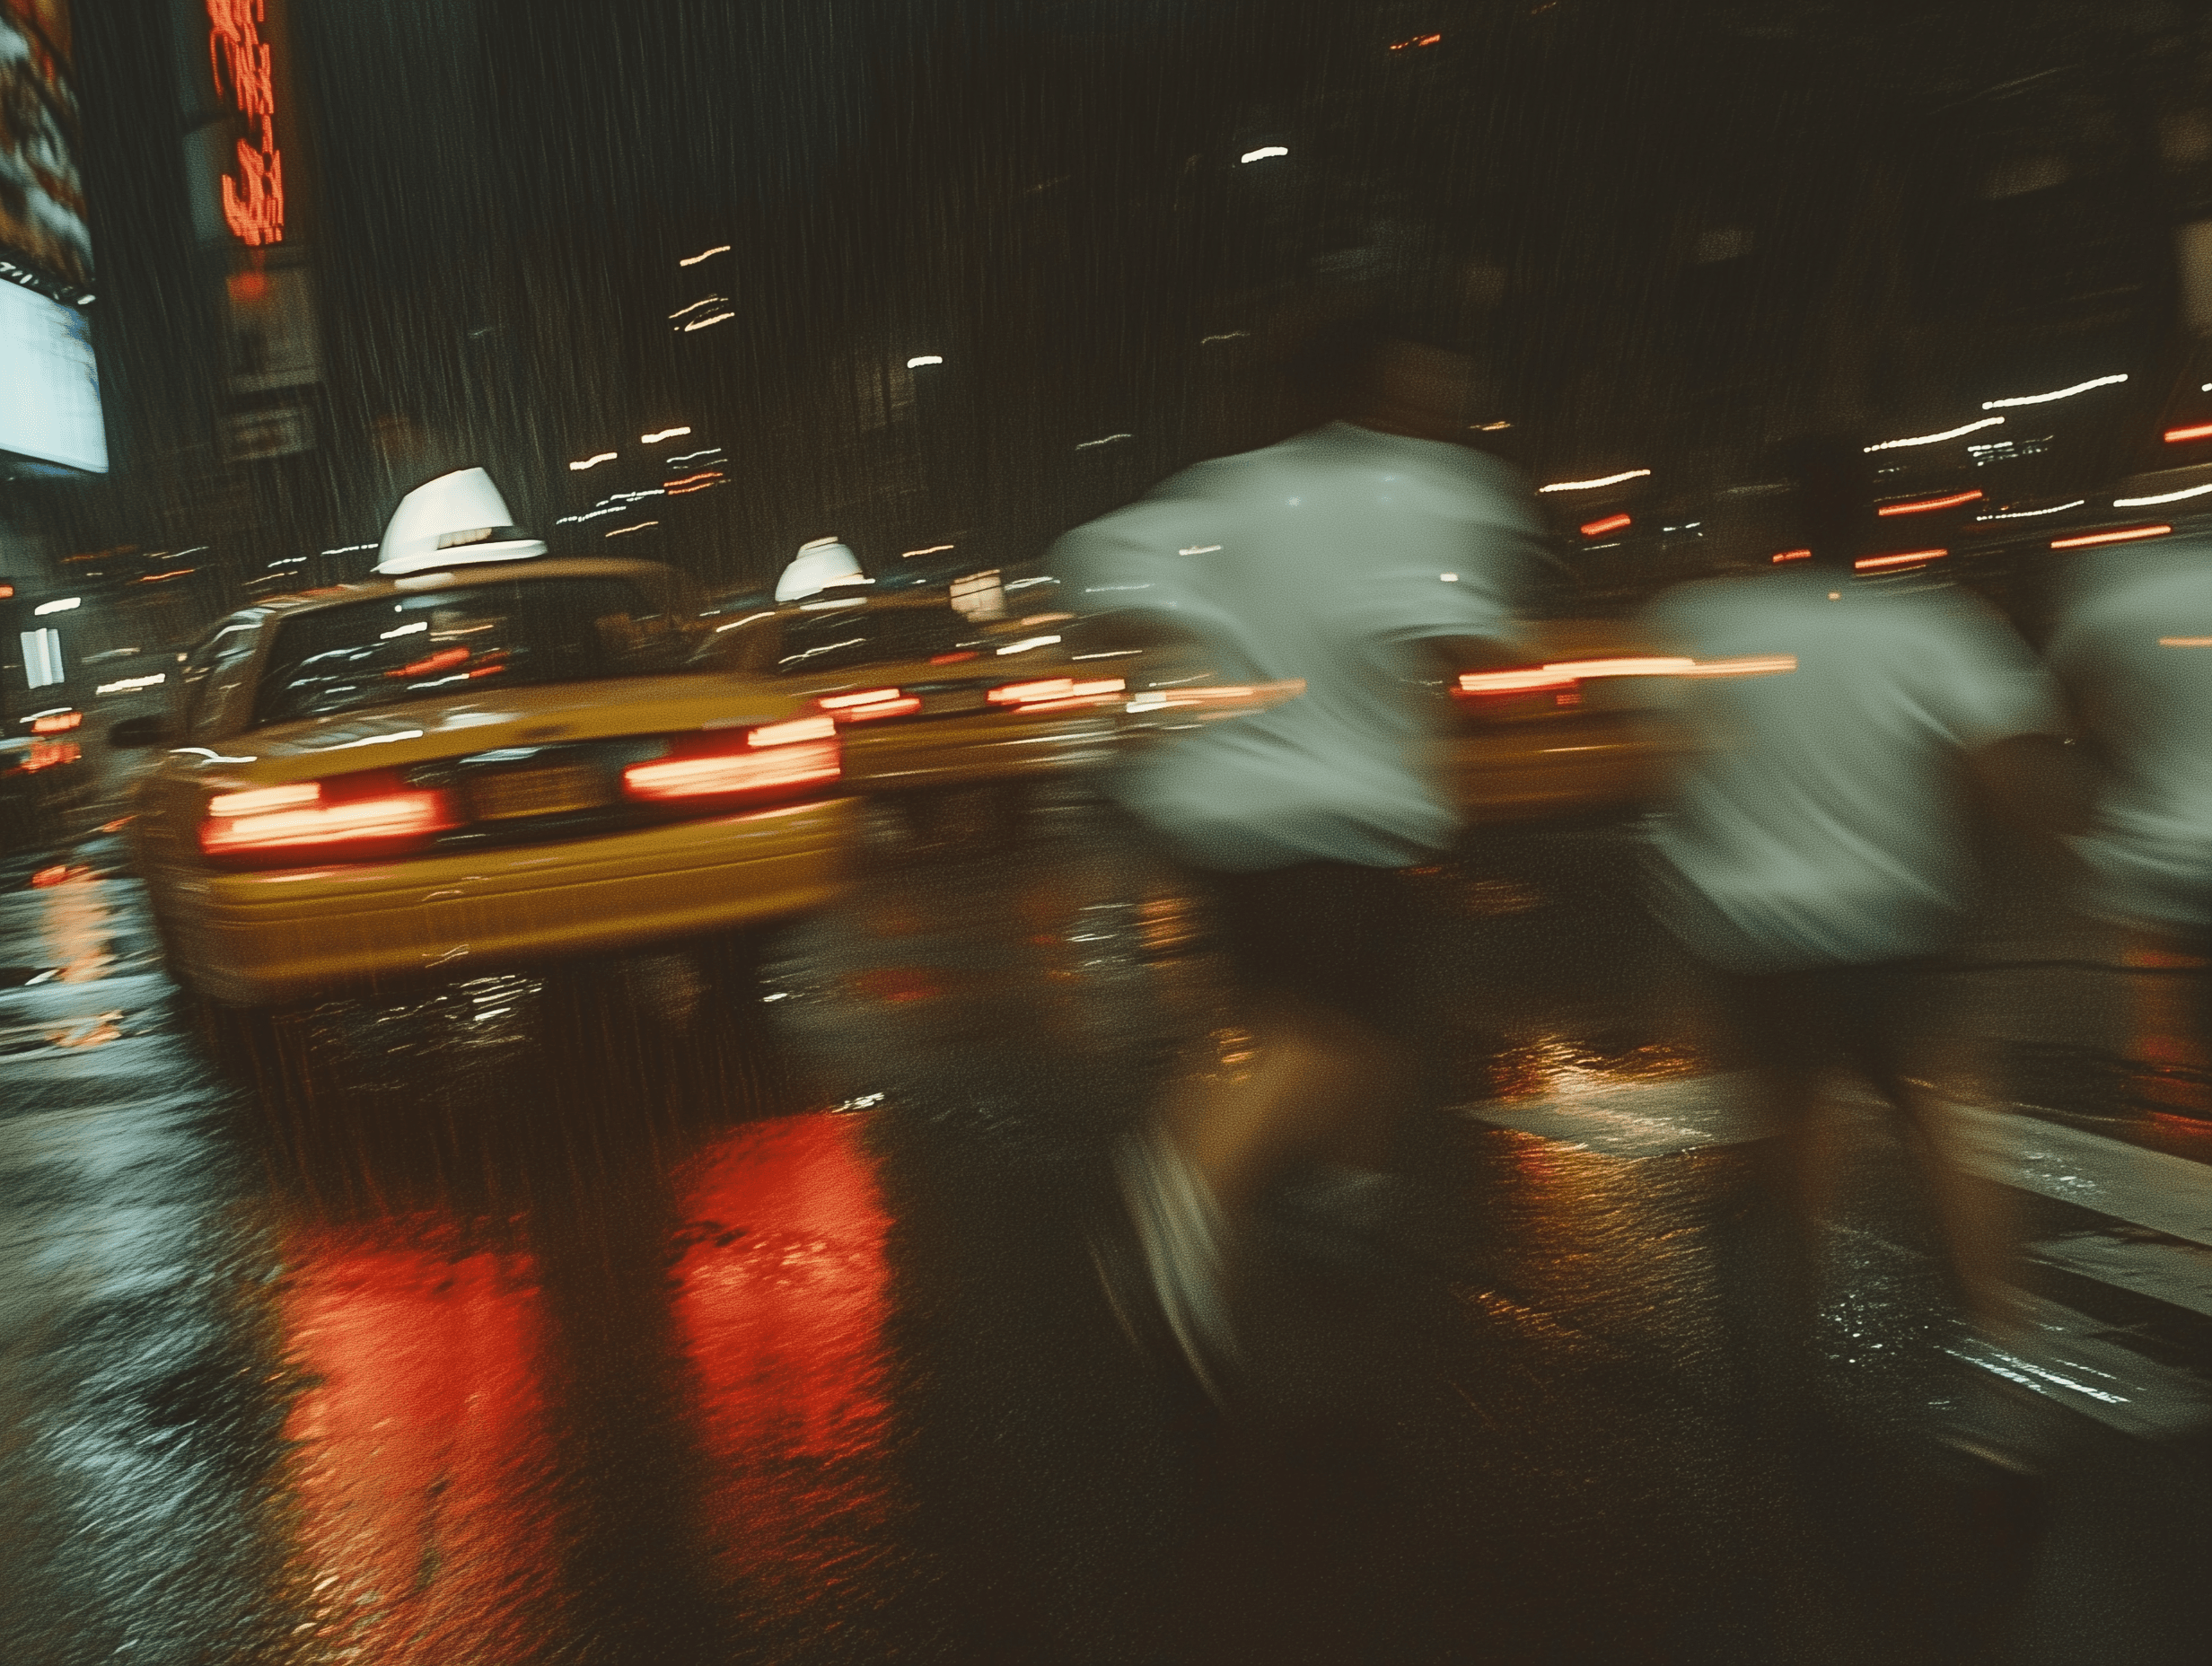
left=200, top=769, right=459, bottom=867
left=818, top=688, right=923, bottom=723
left=986, top=676, right=1127, bottom=713
left=622, top=715, right=841, bottom=805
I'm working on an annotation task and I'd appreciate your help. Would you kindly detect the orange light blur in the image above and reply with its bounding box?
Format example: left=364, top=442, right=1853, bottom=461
left=1681, top=654, right=1797, bottom=678
left=207, top=0, right=285, bottom=247
left=1770, top=548, right=1812, bottom=563
left=2165, top=423, right=2212, bottom=443
left=1390, top=32, right=1443, bottom=49
left=989, top=676, right=1128, bottom=712
left=30, top=711, right=83, bottom=734
left=2050, top=524, right=2172, bottom=549
left=622, top=738, right=840, bottom=801
left=16, top=741, right=81, bottom=774
left=677, top=1114, right=893, bottom=1600
left=928, top=651, right=978, bottom=665
left=1876, top=489, right=1983, bottom=516
left=1579, top=513, right=1633, bottom=537
left=832, top=697, right=921, bottom=722
left=385, top=645, right=471, bottom=679
left=1853, top=548, right=1947, bottom=571
left=201, top=786, right=456, bottom=856
left=277, top=1234, right=554, bottom=1658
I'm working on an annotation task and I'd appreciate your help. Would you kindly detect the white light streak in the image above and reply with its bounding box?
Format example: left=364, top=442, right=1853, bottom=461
left=900, top=544, right=955, bottom=557
left=1075, top=433, right=1132, bottom=450
left=995, top=635, right=1063, bottom=655
left=568, top=452, right=617, bottom=471
left=378, top=621, right=429, bottom=640
left=33, top=596, right=81, bottom=615
left=1864, top=416, right=2004, bottom=452
left=1981, top=373, right=2127, bottom=409
left=606, top=521, right=659, bottom=538
left=906, top=355, right=944, bottom=368
left=1200, top=331, right=1250, bottom=344
left=1971, top=498, right=2087, bottom=522
left=681, top=311, right=735, bottom=332
left=665, top=448, right=724, bottom=465
left=641, top=426, right=692, bottom=444
left=668, top=295, right=727, bottom=319
left=679, top=245, right=731, bottom=267
left=1537, top=469, right=1651, bottom=494
left=95, top=673, right=166, bottom=695
left=1241, top=145, right=1288, bottom=163
left=2114, top=481, right=2212, bottom=507
left=1178, top=545, right=1221, bottom=556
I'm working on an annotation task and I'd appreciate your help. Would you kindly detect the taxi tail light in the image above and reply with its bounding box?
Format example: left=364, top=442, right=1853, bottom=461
left=818, top=688, right=923, bottom=723
left=987, top=676, right=1126, bottom=711
left=199, top=768, right=460, bottom=867
left=622, top=715, right=841, bottom=805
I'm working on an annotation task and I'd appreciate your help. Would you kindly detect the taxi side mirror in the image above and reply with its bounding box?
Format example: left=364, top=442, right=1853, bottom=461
left=109, top=715, right=177, bottom=750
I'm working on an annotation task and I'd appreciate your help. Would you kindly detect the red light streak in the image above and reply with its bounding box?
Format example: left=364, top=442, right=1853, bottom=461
left=207, top=0, right=285, bottom=247
left=277, top=1235, right=555, bottom=1657
left=1770, top=548, right=1812, bottom=563
left=2165, top=424, right=2212, bottom=443
left=1579, top=513, right=1633, bottom=537
left=30, top=711, right=82, bottom=734
left=1876, top=489, right=1983, bottom=516
left=676, top=1114, right=894, bottom=1595
left=386, top=645, right=471, bottom=679
left=1853, top=548, right=1948, bottom=571
left=2050, top=524, right=2172, bottom=549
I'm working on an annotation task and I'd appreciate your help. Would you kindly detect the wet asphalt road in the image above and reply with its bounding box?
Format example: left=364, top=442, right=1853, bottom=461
left=4, top=785, right=2210, bottom=1666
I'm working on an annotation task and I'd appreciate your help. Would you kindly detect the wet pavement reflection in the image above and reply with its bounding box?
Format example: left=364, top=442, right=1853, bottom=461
left=2, top=796, right=2208, bottom=1663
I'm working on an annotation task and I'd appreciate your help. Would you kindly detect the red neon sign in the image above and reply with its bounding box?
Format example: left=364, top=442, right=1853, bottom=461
left=208, top=1, right=285, bottom=247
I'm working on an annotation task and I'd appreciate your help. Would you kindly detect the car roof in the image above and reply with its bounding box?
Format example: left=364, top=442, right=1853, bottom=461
left=247, top=557, right=683, bottom=618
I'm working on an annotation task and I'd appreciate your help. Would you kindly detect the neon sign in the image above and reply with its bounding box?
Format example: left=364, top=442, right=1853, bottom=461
left=207, top=0, right=284, bottom=247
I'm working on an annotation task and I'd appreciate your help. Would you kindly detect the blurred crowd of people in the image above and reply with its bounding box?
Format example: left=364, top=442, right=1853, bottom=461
left=1049, top=325, right=2212, bottom=1495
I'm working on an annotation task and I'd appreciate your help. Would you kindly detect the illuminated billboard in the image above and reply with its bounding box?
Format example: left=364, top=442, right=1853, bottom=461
left=0, top=237, right=104, bottom=472
left=0, top=1, right=93, bottom=292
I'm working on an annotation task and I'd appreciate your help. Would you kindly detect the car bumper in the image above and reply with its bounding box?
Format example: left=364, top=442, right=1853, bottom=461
left=166, top=795, right=855, bottom=1005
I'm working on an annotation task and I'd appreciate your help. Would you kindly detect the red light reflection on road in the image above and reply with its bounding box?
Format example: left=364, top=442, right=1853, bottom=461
left=278, top=1236, right=555, bottom=1661
left=673, top=1113, right=894, bottom=1602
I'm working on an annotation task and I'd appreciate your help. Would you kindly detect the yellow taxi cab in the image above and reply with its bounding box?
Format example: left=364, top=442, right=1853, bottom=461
left=113, top=469, right=854, bottom=1012
left=700, top=589, right=1141, bottom=799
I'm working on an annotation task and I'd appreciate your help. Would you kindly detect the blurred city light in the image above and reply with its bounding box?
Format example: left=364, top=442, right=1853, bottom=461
left=2113, top=481, right=2212, bottom=506
left=1537, top=468, right=1650, bottom=492
left=568, top=452, right=617, bottom=470
left=1853, top=548, right=1948, bottom=570
left=1877, top=489, right=1982, bottom=515
left=1240, top=145, right=1289, bottom=163
left=1975, top=499, right=2085, bottom=520
left=1864, top=417, right=2004, bottom=452
left=1980, top=373, right=2127, bottom=409
left=906, top=355, right=943, bottom=368
left=32, top=597, right=82, bottom=615
left=641, top=426, right=692, bottom=443
left=678, top=244, right=730, bottom=266
left=2051, top=524, right=2172, bottom=548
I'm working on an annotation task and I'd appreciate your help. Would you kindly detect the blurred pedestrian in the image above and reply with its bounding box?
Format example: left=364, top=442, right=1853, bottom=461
left=2048, top=531, right=2212, bottom=1108
left=1640, top=434, right=2079, bottom=1463
left=1048, top=327, right=1548, bottom=1403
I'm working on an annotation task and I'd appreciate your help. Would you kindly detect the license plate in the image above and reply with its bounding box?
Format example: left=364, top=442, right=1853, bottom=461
left=470, top=765, right=612, bottom=820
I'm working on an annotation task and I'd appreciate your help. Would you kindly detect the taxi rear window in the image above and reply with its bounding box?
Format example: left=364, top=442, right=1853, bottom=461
left=252, top=578, right=693, bottom=727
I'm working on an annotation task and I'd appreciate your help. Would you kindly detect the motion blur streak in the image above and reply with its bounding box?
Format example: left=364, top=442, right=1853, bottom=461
left=1770, top=548, right=1813, bottom=562
left=1980, top=373, right=2128, bottom=408
left=2051, top=524, right=2172, bottom=548
left=1853, top=548, right=1949, bottom=570
left=674, top=1116, right=894, bottom=1610
left=1579, top=513, right=1632, bottom=537
left=2164, top=423, right=2212, bottom=443
left=1876, top=490, right=1982, bottom=515
left=1537, top=468, right=1650, bottom=492
left=1863, top=417, right=2003, bottom=451
left=277, top=1236, right=557, bottom=1662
